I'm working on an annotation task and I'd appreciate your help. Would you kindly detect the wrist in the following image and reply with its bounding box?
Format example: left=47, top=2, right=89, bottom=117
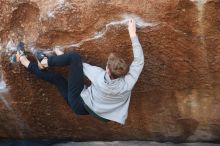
left=19, top=55, right=26, bottom=61
left=129, top=32, right=137, bottom=38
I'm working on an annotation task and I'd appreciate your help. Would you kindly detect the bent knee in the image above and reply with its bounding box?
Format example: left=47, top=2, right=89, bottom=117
left=72, top=108, right=85, bottom=115
left=68, top=52, right=81, bottom=61
left=70, top=104, right=87, bottom=115
left=74, top=110, right=82, bottom=115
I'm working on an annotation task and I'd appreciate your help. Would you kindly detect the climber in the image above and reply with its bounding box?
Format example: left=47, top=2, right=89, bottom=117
left=15, top=19, right=144, bottom=124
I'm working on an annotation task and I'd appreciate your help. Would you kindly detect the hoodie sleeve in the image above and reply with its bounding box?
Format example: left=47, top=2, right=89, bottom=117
left=83, top=63, right=105, bottom=83
left=124, top=36, right=144, bottom=90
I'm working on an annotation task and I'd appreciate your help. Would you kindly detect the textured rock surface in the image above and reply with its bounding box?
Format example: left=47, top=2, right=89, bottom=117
left=0, top=0, right=220, bottom=142
left=55, top=141, right=220, bottom=146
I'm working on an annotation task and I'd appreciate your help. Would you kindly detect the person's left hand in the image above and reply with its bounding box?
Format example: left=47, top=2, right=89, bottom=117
left=16, top=51, right=22, bottom=62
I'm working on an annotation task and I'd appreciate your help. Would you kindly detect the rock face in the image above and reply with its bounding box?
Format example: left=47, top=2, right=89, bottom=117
left=0, top=0, right=220, bottom=142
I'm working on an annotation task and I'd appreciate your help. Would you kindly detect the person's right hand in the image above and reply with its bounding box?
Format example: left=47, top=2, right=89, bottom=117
left=128, top=19, right=137, bottom=38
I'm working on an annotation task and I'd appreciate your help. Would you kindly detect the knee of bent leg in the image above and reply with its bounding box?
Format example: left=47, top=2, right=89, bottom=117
left=67, top=99, right=79, bottom=114
left=71, top=105, right=82, bottom=115
left=74, top=110, right=82, bottom=115
left=69, top=52, right=81, bottom=61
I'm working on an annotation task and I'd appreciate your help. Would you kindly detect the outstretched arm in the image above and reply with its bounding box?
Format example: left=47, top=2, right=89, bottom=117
left=124, top=19, right=144, bottom=90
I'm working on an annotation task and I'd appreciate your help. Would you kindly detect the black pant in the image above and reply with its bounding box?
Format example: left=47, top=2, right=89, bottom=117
left=27, top=52, right=89, bottom=115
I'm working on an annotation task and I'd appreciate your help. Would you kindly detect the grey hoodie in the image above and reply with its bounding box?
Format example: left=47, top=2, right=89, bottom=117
left=80, top=36, right=144, bottom=124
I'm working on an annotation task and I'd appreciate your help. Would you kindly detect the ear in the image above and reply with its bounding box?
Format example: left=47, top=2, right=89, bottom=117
left=106, top=66, right=111, bottom=76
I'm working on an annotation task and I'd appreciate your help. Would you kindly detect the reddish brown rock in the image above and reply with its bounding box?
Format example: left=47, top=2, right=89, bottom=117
left=0, top=0, right=220, bottom=142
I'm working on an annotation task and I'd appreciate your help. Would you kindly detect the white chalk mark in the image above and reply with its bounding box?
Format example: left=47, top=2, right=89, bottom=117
left=57, top=0, right=65, bottom=8
left=0, top=79, right=30, bottom=137
left=0, top=74, right=11, bottom=109
left=0, top=44, right=2, bottom=51
left=64, top=14, right=158, bottom=48
left=2, top=13, right=191, bottom=56
left=0, top=96, right=12, bottom=110
left=122, top=14, right=157, bottom=28
left=0, top=71, right=8, bottom=93
left=195, top=0, right=207, bottom=30
left=46, top=0, right=65, bottom=19
left=6, top=39, right=17, bottom=52
left=0, top=80, right=7, bottom=92
left=0, top=95, right=30, bottom=137
left=47, top=10, right=55, bottom=18
left=191, top=0, right=207, bottom=45
left=160, top=22, right=188, bottom=35
left=31, top=13, right=190, bottom=53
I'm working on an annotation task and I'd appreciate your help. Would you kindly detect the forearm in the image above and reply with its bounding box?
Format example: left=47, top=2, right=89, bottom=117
left=128, top=19, right=143, bottom=61
left=129, top=31, right=137, bottom=38
left=123, top=35, right=144, bottom=90
left=131, top=36, right=144, bottom=64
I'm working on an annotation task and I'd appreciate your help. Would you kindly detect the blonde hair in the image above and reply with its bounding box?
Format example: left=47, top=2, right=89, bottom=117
left=107, top=53, right=129, bottom=79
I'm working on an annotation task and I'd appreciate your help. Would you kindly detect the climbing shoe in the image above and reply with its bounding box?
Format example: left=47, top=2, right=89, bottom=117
left=9, top=42, right=25, bottom=63
left=34, top=50, right=47, bottom=62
